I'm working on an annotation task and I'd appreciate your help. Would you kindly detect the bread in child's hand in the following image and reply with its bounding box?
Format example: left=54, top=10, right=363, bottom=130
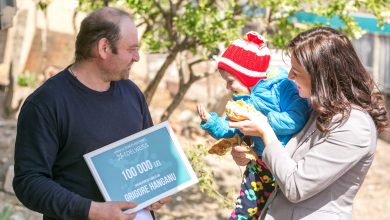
left=208, top=134, right=240, bottom=155
left=225, top=100, right=258, bottom=121
left=208, top=134, right=258, bottom=161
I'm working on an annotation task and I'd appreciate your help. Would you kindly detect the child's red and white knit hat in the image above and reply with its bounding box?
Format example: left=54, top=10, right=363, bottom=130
left=217, top=31, right=270, bottom=87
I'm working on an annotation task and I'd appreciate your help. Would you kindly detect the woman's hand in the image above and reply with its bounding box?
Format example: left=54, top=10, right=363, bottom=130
left=197, top=104, right=211, bottom=122
left=228, top=111, right=268, bottom=136
left=228, top=111, right=278, bottom=146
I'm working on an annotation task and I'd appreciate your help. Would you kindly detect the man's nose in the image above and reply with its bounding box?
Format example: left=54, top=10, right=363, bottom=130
left=132, top=51, right=140, bottom=62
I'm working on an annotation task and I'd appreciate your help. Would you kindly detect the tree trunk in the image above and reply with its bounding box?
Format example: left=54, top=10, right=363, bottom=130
left=72, top=9, right=78, bottom=39
left=160, top=75, right=201, bottom=122
left=3, top=62, right=22, bottom=118
left=39, top=8, right=49, bottom=80
left=143, top=50, right=179, bottom=104
left=3, top=62, right=14, bottom=116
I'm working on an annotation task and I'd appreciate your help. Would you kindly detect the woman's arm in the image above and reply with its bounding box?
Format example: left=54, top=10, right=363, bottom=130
left=230, top=110, right=375, bottom=203
left=262, top=110, right=374, bottom=203
left=229, top=112, right=278, bottom=165
left=228, top=111, right=278, bottom=146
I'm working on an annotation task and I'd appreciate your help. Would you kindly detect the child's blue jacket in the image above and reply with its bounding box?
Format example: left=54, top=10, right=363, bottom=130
left=200, top=71, right=310, bottom=156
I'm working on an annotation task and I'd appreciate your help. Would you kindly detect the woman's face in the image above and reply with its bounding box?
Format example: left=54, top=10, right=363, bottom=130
left=219, top=70, right=250, bottom=94
left=288, top=55, right=312, bottom=98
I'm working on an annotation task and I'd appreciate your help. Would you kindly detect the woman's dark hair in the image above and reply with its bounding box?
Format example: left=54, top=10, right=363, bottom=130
left=287, top=26, right=388, bottom=133
left=75, top=7, right=130, bottom=62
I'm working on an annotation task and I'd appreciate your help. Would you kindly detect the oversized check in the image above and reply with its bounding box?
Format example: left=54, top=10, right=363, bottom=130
left=83, top=121, right=198, bottom=213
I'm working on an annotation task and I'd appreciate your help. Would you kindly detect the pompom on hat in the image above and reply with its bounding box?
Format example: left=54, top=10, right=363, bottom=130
left=217, top=31, right=271, bottom=87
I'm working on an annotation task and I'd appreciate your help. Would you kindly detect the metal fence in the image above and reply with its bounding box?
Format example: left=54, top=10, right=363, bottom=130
left=353, top=33, right=390, bottom=94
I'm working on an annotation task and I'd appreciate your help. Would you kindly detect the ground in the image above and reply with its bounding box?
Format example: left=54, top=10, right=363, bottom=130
left=0, top=85, right=389, bottom=219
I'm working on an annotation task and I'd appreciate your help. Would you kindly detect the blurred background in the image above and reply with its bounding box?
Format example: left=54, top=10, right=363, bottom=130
left=0, top=0, right=389, bottom=219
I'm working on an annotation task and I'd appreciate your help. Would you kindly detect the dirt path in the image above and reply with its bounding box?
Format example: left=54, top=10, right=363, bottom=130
left=352, top=138, right=390, bottom=220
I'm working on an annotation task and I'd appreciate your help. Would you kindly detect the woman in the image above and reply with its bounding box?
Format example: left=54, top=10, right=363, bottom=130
left=228, top=26, right=388, bottom=220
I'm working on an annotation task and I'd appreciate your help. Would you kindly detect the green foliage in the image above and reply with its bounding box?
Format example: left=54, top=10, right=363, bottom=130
left=185, top=143, right=235, bottom=208
left=255, top=0, right=390, bottom=48
left=17, top=72, right=38, bottom=88
left=37, top=0, right=51, bottom=10
left=175, top=1, right=242, bottom=55
left=0, top=206, right=12, bottom=220
left=74, top=0, right=389, bottom=108
left=75, top=0, right=390, bottom=60
left=77, top=0, right=113, bottom=12
left=76, top=0, right=257, bottom=57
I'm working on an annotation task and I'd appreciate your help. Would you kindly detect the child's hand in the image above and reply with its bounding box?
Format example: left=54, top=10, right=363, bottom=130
left=197, top=104, right=211, bottom=122
left=231, top=144, right=252, bottom=166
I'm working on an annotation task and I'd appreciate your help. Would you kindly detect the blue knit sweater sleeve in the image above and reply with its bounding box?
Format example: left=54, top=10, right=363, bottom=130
left=267, top=80, right=310, bottom=135
left=200, top=112, right=239, bottom=139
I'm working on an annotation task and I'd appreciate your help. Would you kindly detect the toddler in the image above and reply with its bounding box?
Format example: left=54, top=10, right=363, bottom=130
left=197, top=31, right=310, bottom=219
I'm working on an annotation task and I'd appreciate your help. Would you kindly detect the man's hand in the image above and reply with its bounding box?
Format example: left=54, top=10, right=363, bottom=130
left=146, top=196, right=172, bottom=211
left=88, top=201, right=137, bottom=220
left=197, top=104, right=211, bottom=122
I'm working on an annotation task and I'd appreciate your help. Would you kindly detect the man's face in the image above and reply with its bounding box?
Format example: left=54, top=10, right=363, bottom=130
left=107, top=17, right=140, bottom=81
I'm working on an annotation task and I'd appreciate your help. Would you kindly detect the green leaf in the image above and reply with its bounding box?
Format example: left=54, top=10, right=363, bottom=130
left=0, top=206, right=12, bottom=220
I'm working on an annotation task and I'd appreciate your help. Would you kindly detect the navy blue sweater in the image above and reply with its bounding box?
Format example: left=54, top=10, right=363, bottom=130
left=13, top=68, right=153, bottom=220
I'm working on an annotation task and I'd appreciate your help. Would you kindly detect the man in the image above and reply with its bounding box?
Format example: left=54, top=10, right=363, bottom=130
left=13, top=7, right=170, bottom=220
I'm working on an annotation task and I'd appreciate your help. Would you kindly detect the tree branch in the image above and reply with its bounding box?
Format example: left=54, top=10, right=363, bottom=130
left=164, top=0, right=176, bottom=42
left=139, top=12, right=161, bottom=43
left=267, top=7, right=273, bottom=25
left=152, top=0, right=166, bottom=17
left=205, top=0, right=217, bottom=8
left=135, top=20, right=147, bottom=28
left=175, top=0, right=185, bottom=9
left=177, top=53, right=185, bottom=87
left=169, top=0, right=174, bottom=14
left=188, top=59, right=209, bottom=81
left=189, top=59, right=205, bottom=68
